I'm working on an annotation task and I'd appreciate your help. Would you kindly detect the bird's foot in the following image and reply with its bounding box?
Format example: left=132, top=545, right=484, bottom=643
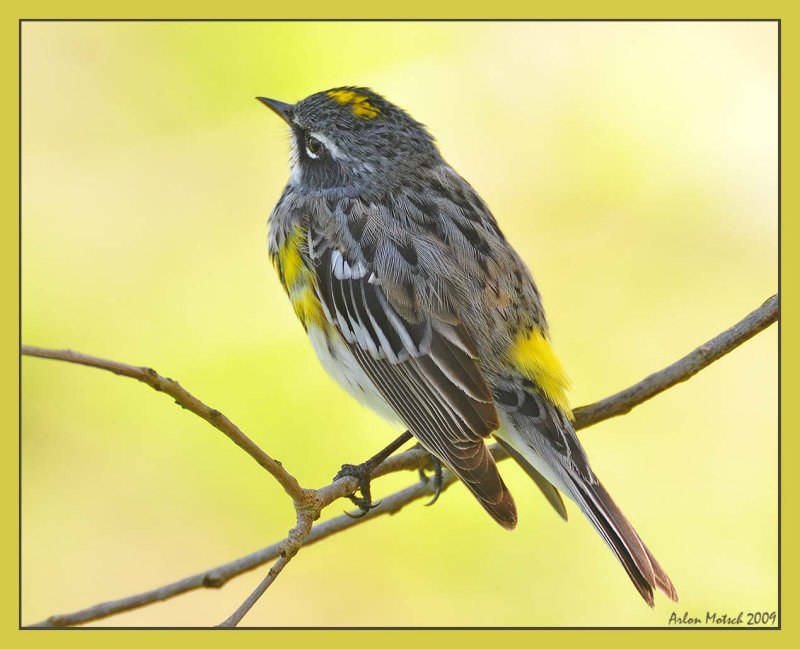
left=415, top=445, right=444, bottom=506
left=334, top=461, right=382, bottom=517
left=333, top=431, right=414, bottom=517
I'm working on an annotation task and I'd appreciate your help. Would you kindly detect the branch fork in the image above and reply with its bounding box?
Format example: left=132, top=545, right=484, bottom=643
left=22, top=294, right=777, bottom=627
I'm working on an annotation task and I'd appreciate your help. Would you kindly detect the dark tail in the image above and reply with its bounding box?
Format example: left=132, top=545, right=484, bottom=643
left=571, top=475, right=678, bottom=606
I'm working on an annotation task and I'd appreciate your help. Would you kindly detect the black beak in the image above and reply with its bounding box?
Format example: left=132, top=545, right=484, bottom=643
left=256, top=97, right=294, bottom=125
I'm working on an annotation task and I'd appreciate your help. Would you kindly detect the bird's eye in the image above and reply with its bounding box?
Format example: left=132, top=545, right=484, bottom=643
left=306, top=135, right=323, bottom=158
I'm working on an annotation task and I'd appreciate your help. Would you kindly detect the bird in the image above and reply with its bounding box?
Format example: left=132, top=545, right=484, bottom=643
left=258, top=86, right=677, bottom=606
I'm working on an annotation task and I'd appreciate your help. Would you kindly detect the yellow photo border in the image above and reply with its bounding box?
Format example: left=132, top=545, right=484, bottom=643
left=2, top=2, right=792, bottom=647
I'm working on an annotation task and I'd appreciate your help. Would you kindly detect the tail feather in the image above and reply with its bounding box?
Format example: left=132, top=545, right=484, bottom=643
left=492, top=388, right=676, bottom=604
left=495, top=437, right=568, bottom=521
left=571, top=476, right=678, bottom=606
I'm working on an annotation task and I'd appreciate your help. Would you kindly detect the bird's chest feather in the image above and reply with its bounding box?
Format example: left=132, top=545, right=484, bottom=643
left=271, top=224, right=398, bottom=423
left=306, top=324, right=399, bottom=424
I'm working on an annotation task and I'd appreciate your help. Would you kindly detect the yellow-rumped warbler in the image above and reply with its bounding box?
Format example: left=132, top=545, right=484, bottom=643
left=259, top=87, right=677, bottom=606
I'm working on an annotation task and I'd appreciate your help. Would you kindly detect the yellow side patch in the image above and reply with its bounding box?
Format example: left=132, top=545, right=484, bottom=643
left=509, top=327, right=573, bottom=417
left=275, top=226, right=327, bottom=330
left=290, top=286, right=326, bottom=329
left=327, top=89, right=381, bottom=119
left=278, top=227, right=306, bottom=290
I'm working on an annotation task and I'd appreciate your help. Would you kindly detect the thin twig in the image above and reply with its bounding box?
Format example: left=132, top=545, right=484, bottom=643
left=20, top=345, right=309, bottom=504
left=572, top=294, right=779, bottom=428
left=217, top=510, right=314, bottom=628
left=26, top=473, right=451, bottom=628
left=23, top=294, right=778, bottom=627
left=20, top=345, right=327, bottom=628
left=218, top=556, right=292, bottom=628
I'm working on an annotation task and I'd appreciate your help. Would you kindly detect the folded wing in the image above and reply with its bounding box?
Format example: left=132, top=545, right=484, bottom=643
left=311, top=236, right=516, bottom=529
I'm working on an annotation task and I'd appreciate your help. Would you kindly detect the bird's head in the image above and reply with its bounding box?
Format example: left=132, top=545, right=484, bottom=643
left=258, top=87, right=439, bottom=194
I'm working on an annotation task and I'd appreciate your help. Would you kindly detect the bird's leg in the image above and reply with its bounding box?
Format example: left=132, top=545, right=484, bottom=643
left=334, top=430, right=414, bottom=516
left=414, top=444, right=444, bottom=506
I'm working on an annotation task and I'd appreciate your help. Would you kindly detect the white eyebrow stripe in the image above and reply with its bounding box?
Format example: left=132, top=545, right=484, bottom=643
left=310, top=131, right=350, bottom=161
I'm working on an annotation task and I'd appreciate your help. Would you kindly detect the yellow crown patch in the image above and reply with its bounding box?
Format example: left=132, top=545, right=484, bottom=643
left=327, top=89, right=381, bottom=119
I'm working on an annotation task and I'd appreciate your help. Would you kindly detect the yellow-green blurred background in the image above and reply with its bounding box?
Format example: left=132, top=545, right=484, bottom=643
left=21, top=21, right=777, bottom=627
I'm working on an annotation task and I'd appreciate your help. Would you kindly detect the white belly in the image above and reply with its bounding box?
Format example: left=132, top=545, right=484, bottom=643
left=307, top=324, right=401, bottom=426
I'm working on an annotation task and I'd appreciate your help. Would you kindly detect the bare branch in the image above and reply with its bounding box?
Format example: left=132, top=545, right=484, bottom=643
left=23, top=294, right=777, bottom=627
left=217, top=556, right=293, bottom=628
left=21, top=345, right=309, bottom=503
left=217, top=509, right=314, bottom=628
left=572, top=294, right=779, bottom=428
left=27, top=473, right=452, bottom=629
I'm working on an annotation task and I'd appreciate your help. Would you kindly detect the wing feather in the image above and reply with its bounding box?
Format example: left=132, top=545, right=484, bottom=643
left=313, top=239, right=516, bottom=529
left=353, top=345, right=515, bottom=525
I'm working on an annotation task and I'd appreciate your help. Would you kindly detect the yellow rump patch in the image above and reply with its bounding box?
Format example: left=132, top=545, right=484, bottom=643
left=327, top=89, right=381, bottom=119
left=509, top=327, right=573, bottom=418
